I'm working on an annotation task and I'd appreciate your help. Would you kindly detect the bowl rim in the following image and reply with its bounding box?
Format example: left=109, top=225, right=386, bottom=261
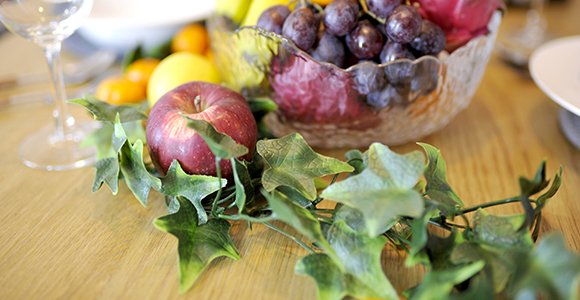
left=209, top=10, right=503, bottom=72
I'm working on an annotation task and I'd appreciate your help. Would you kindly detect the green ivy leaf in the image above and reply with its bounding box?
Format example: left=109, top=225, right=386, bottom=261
left=68, top=95, right=148, bottom=123
left=518, top=161, right=551, bottom=231
left=333, top=204, right=367, bottom=233
left=507, top=232, right=580, bottom=300
left=425, top=229, right=463, bottom=269
left=470, top=209, right=534, bottom=248
left=406, top=206, right=438, bottom=267
left=328, top=220, right=398, bottom=300
left=90, top=115, right=149, bottom=196
left=295, top=253, right=346, bottom=300
left=320, top=143, right=424, bottom=237
left=405, top=261, right=485, bottom=300
left=257, top=133, right=353, bottom=200
left=418, top=143, right=464, bottom=218
left=231, top=157, right=254, bottom=214
left=536, top=165, right=562, bottom=208
left=82, top=124, right=116, bottom=160
left=183, top=116, right=248, bottom=160
left=296, top=220, right=399, bottom=300
left=114, top=117, right=161, bottom=206
left=263, top=190, right=340, bottom=265
left=448, top=274, right=495, bottom=300
left=277, top=185, right=312, bottom=207
left=451, top=241, right=520, bottom=294
left=247, top=97, right=278, bottom=120
left=159, top=160, right=226, bottom=224
left=92, top=157, right=120, bottom=194
left=154, top=197, right=240, bottom=294
left=368, top=143, right=424, bottom=188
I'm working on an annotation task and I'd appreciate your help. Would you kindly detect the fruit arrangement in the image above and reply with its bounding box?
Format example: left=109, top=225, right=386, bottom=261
left=208, top=0, right=504, bottom=147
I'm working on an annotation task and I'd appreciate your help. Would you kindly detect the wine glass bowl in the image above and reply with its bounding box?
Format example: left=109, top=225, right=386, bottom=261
left=0, top=0, right=92, bottom=43
left=0, top=0, right=97, bottom=171
left=208, top=11, right=502, bottom=148
left=495, top=0, right=551, bottom=67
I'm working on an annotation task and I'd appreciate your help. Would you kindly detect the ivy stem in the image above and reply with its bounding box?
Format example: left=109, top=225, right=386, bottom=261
left=218, top=214, right=276, bottom=223
left=211, top=157, right=223, bottom=218
left=310, top=209, right=336, bottom=215
left=459, top=197, right=531, bottom=214
left=310, top=173, right=340, bottom=208
left=312, top=214, right=334, bottom=224
left=218, top=192, right=236, bottom=205
left=263, top=222, right=316, bottom=253
left=225, top=200, right=237, bottom=210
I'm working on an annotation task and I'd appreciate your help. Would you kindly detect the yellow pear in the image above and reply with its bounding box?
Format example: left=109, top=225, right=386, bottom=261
left=147, top=52, right=221, bottom=108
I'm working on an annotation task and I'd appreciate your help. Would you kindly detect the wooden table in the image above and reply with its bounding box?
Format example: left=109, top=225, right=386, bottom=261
left=1, top=2, right=580, bottom=299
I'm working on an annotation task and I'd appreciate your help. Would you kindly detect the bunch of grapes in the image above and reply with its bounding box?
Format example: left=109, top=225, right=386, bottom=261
left=256, top=0, right=447, bottom=108
left=257, top=0, right=446, bottom=69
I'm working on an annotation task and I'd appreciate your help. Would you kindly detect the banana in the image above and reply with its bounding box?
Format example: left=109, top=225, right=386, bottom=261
left=215, top=0, right=253, bottom=24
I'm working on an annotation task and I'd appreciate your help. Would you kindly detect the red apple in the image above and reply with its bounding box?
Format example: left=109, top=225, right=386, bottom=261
left=146, top=81, right=258, bottom=178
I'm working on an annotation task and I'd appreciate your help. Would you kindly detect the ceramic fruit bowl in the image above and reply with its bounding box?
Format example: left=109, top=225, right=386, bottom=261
left=207, top=11, right=502, bottom=148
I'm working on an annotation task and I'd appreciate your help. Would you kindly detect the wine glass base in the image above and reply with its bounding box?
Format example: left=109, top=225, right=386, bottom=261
left=495, top=26, right=552, bottom=67
left=19, top=121, right=100, bottom=171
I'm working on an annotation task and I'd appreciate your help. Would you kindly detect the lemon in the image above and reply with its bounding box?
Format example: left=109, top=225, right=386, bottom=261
left=147, top=52, right=221, bottom=107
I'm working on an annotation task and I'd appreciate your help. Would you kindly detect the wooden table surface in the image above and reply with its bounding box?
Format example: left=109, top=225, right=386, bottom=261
left=1, top=2, right=580, bottom=299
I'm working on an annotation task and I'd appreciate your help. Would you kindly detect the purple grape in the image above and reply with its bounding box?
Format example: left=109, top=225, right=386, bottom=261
left=294, top=1, right=322, bottom=27
left=379, top=40, right=415, bottom=63
left=411, top=59, right=438, bottom=96
left=379, top=40, right=416, bottom=83
left=257, top=5, right=291, bottom=34
left=322, top=0, right=359, bottom=37
left=385, top=5, right=422, bottom=44
left=352, top=60, right=386, bottom=94
left=409, top=20, right=446, bottom=56
left=366, top=83, right=407, bottom=109
left=366, top=0, right=402, bottom=18
left=282, top=7, right=319, bottom=51
left=346, top=20, right=384, bottom=59
left=311, top=31, right=346, bottom=67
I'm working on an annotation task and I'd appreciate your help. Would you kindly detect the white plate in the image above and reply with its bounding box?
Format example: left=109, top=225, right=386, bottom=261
left=529, top=35, right=580, bottom=117
left=77, top=0, right=215, bottom=53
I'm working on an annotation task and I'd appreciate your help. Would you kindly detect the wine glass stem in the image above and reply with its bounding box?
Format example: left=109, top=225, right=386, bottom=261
left=527, top=0, right=547, bottom=31
left=42, top=41, right=75, bottom=142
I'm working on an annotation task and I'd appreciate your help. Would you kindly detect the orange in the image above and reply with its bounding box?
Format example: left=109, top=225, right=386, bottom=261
left=125, top=57, right=161, bottom=87
left=95, top=75, right=146, bottom=105
left=171, top=23, right=209, bottom=55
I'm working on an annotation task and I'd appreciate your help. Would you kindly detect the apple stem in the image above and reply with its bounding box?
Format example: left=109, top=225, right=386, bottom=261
left=194, top=95, right=202, bottom=112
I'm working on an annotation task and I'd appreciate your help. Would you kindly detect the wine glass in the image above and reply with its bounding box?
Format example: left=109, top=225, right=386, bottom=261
left=0, top=0, right=97, bottom=171
left=495, top=0, right=551, bottom=67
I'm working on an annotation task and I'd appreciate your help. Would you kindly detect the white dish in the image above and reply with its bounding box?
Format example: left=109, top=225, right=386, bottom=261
left=529, top=35, right=580, bottom=117
left=77, top=0, right=216, bottom=53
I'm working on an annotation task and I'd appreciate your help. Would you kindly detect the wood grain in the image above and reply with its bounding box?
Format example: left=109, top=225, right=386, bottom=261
left=1, top=2, right=580, bottom=299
